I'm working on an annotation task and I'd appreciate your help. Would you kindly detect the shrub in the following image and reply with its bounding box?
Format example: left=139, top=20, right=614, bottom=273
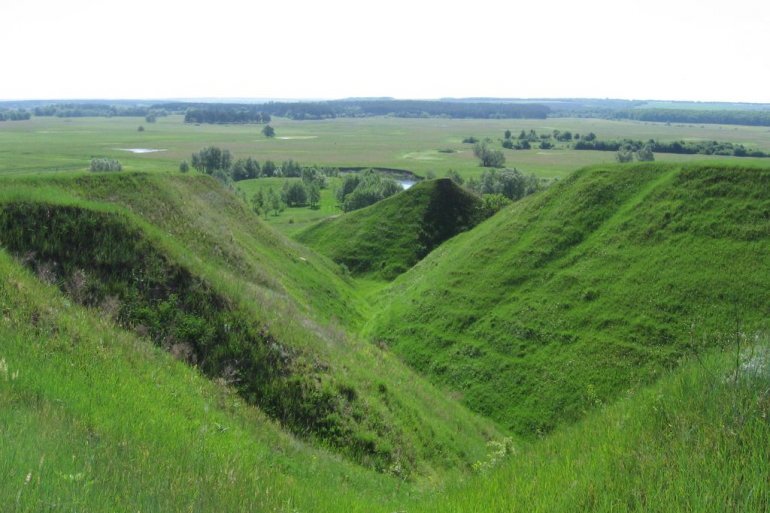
left=90, top=158, right=122, bottom=172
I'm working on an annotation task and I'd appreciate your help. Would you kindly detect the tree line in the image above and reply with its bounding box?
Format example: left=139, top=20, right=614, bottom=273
left=574, top=138, right=769, bottom=158
left=0, top=109, right=31, bottom=121
left=33, top=104, right=164, bottom=118
left=183, top=106, right=271, bottom=124
left=159, top=100, right=550, bottom=121
left=612, top=108, right=770, bottom=127
left=184, top=146, right=341, bottom=183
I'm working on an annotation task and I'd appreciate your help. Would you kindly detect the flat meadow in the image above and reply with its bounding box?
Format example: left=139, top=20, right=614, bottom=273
left=4, top=114, right=770, bottom=233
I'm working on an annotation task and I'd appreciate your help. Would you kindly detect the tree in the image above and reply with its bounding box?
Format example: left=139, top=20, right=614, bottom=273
left=137, top=125, right=144, bottom=132
left=262, top=125, right=275, bottom=138
left=504, top=129, right=512, bottom=139
left=337, top=170, right=401, bottom=212
left=191, top=146, right=232, bottom=174
left=636, top=144, right=655, bottom=161
left=282, top=181, right=308, bottom=206
left=90, top=158, right=122, bottom=172
left=145, top=114, right=157, bottom=123
left=616, top=149, right=634, bottom=163
left=266, top=188, right=282, bottom=216
left=473, top=143, right=506, bottom=168
left=262, top=160, right=277, bottom=177
left=308, top=182, right=321, bottom=208
left=179, top=160, right=190, bottom=173
left=251, top=189, right=265, bottom=215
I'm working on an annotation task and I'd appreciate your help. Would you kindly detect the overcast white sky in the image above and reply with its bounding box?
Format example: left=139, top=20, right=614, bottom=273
left=2, top=0, right=769, bottom=102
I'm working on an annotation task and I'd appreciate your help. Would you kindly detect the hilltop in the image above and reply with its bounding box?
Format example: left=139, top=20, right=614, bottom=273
left=366, top=162, right=770, bottom=435
left=296, top=178, right=482, bottom=280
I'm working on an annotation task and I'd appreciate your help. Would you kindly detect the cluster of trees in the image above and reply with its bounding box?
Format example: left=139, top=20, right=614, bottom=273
left=464, top=168, right=544, bottom=218
left=186, top=146, right=338, bottom=186
left=89, top=158, right=122, bottom=172
left=575, top=138, right=768, bottom=158
left=250, top=188, right=284, bottom=217
left=500, top=129, right=597, bottom=150
left=616, top=145, right=655, bottom=163
left=466, top=168, right=542, bottom=201
left=473, top=143, right=506, bottom=167
left=0, top=109, right=31, bottom=121
left=183, top=106, right=271, bottom=124
left=249, top=169, right=328, bottom=216
left=33, top=104, right=164, bottom=118
left=613, top=108, right=770, bottom=127
left=336, top=170, right=402, bottom=212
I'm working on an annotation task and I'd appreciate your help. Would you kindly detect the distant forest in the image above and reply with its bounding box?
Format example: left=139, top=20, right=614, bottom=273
left=0, top=109, right=30, bottom=121
left=5, top=98, right=770, bottom=126
left=152, top=100, right=551, bottom=122
left=611, top=109, right=770, bottom=127
left=32, top=103, right=158, bottom=118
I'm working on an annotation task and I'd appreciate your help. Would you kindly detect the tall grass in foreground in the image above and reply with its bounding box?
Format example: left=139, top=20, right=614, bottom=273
left=427, top=336, right=770, bottom=512
left=0, top=252, right=416, bottom=513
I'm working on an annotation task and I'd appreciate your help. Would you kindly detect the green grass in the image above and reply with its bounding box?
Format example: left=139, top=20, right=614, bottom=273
left=234, top=176, right=344, bottom=235
left=2, top=116, right=770, bottom=510
left=295, top=179, right=482, bottom=280
left=3, top=115, right=770, bottom=181
left=0, top=172, right=503, bottom=480
left=0, top=250, right=420, bottom=513
left=366, top=162, right=770, bottom=436
left=425, top=341, right=770, bottom=512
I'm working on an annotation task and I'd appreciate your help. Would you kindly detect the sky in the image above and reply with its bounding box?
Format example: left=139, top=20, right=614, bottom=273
left=2, top=0, right=770, bottom=103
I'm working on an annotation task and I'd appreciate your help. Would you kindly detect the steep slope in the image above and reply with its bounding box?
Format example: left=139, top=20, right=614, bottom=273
left=424, top=343, right=770, bottom=512
left=0, top=172, right=503, bottom=478
left=0, top=251, right=410, bottom=513
left=366, top=162, right=770, bottom=435
left=295, top=179, right=482, bottom=280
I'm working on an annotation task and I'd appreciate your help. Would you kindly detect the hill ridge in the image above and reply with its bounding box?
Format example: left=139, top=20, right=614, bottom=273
left=296, top=178, right=482, bottom=280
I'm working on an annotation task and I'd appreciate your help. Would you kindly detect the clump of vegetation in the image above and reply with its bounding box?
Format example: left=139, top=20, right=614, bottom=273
left=575, top=137, right=767, bottom=158
left=262, top=124, right=276, bottom=138
left=0, top=108, right=31, bottom=121
left=336, top=170, right=402, bottom=212
left=473, top=143, right=506, bottom=168
left=462, top=136, right=479, bottom=144
left=89, top=158, right=122, bottom=172
left=466, top=168, right=543, bottom=201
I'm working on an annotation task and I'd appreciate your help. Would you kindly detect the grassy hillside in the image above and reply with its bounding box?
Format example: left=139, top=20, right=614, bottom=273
left=0, top=250, right=413, bottom=513
left=366, top=162, right=770, bottom=435
left=0, top=172, right=503, bottom=479
left=296, top=179, right=482, bottom=280
left=426, top=342, right=770, bottom=512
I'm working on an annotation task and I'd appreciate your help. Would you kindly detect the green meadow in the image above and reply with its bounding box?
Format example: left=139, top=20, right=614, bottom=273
left=3, top=114, right=770, bottom=179
left=1, top=112, right=769, bottom=512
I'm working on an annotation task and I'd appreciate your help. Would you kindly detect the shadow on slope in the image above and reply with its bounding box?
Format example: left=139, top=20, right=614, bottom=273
left=0, top=173, right=502, bottom=478
left=296, top=178, right=482, bottom=280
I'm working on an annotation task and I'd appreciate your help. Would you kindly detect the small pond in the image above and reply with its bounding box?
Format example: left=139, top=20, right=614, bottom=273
left=116, top=148, right=167, bottom=154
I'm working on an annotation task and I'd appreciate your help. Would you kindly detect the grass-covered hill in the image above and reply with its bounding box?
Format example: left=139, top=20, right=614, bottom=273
left=425, top=341, right=770, bottom=512
left=0, top=172, right=503, bottom=481
left=296, top=178, right=482, bottom=280
left=366, top=162, right=770, bottom=436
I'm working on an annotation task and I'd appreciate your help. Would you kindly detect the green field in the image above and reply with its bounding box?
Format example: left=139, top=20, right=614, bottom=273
left=3, top=115, right=770, bottom=180
left=1, top=113, right=770, bottom=511
left=5, top=114, right=770, bottom=234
